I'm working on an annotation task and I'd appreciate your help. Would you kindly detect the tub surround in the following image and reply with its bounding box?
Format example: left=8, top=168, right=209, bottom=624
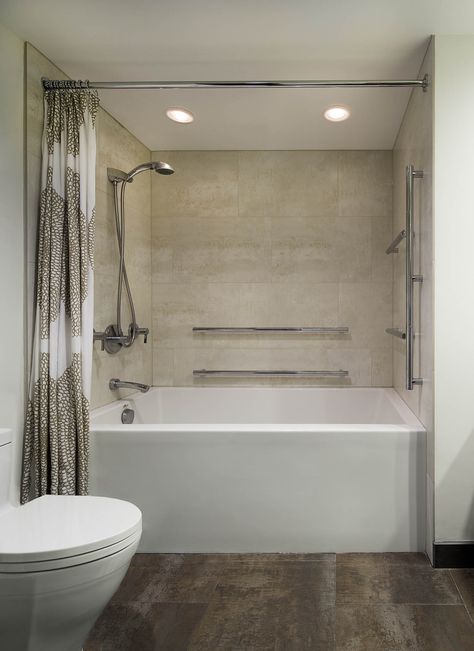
left=25, top=49, right=394, bottom=405
left=151, top=150, right=393, bottom=387
left=392, top=40, right=434, bottom=560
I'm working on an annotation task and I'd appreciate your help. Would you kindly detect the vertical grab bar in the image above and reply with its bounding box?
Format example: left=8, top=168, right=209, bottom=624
left=406, top=164, right=424, bottom=390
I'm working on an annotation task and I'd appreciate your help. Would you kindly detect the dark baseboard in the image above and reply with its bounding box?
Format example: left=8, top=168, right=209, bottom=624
left=433, top=542, right=474, bottom=568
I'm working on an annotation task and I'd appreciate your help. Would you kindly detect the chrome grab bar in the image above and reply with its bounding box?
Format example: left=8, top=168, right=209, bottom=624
left=385, top=229, right=406, bottom=254
left=406, top=164, right=424, bottom=390
left=193, top=369, right=349, bottom=377
left=193, top=327, right=349, bottom=334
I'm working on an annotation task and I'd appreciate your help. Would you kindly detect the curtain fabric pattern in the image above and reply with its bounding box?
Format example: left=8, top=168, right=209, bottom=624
left=21, top=89, right=99, bottom=503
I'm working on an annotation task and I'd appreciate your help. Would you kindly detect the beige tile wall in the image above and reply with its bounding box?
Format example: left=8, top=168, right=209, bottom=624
left=93, top=111, right=152, bottom=408
left=25, top=44, right=395, bottom=399
left=151, top=150, right=393, bottom=386
left=391, top=42, right=433, bottom=558
left=392, top=47, right=433, bottom=431
left=25, top=44, right=153, bottom=409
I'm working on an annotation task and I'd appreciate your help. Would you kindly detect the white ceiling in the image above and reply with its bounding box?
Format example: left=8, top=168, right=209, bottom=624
left=2, top=1, right=474, bottom=150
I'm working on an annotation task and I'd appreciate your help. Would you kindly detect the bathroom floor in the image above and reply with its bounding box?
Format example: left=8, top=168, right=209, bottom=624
left=85, top=553, right=474, bottom=650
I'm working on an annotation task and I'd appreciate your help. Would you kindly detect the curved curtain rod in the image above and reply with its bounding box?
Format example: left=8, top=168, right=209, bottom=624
left=42, top=74, right=429, bottom=91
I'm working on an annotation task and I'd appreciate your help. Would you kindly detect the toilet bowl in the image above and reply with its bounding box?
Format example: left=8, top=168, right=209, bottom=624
left=0, top=430, right=142, bottom=651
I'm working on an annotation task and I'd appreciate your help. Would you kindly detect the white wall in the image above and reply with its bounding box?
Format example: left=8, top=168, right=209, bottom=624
left=434, top=35, right=474, bottom=541
left=0, top=23, right=24, bottom=504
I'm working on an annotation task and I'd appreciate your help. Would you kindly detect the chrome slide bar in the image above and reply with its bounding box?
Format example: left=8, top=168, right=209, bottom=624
left=193, top=327, right=349, bottom=334
left=406, top=164, right=424, bottom=390
left=193, top=369, right=349, bottom=377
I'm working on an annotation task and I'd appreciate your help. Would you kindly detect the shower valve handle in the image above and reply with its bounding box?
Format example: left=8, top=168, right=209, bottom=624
left=93, top=327, right=130, bottom=352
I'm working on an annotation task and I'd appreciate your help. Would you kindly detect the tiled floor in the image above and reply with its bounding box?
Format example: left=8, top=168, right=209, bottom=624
left=85, top=553, right=474, bottom=650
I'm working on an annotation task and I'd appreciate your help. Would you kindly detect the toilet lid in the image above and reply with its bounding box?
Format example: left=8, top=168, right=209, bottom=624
left=0, top=495, right=142, bottom=564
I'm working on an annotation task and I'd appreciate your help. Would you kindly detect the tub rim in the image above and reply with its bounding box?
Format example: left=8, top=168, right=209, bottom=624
left=90, top=387, right=425, bottom=433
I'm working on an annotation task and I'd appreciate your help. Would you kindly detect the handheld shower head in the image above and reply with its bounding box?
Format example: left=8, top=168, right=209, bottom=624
left=125, top=160, right=174, bottom=181
left=108, top=161, right=174, bottom=184
left=152, top=161, right=174, bottom=175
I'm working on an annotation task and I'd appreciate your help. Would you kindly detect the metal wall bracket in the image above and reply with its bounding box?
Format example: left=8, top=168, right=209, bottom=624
left=385, top=328, right=406, bottom=340
left=385, top=229, right=406, bottom=254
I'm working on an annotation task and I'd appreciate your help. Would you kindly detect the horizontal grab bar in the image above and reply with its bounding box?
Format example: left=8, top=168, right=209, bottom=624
left=193, top=327, right=349, bottom=334
left=385, top=328, right=407, bottom=340
left=385, top=229, right=406, bottom=254
left=193, top=369, right=349, bottom=377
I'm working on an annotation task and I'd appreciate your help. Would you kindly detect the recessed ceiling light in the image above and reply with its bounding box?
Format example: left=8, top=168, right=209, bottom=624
left=166, top=107, right=194, bottom=123
left=324, top=105, right=351, bottom=122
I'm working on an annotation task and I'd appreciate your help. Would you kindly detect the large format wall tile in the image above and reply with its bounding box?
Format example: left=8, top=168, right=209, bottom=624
left=152, top=151, right=239, bottom=219
left=238, top=150, right=338, bottom=218
left=25, top=47, right=395, bottom=407
left=390, top=44, right=433, bottom=558
left=92, top=111, right=152, bottom=407
left=271, top=217, right=372, bottom=282
left=338, top=151, right=392, bottom=218
left=151, top=151, right=393, bottom=387
left=152, top=217, right=272, bottom=283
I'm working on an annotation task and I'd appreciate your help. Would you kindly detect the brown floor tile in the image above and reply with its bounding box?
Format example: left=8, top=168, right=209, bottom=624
left=189, top=593, right=335, bottom=650
left=187, top=559, right=336, bottom=650
left=335, top=604, right=474, bottom=651
left=338, top=552, right=430, bottom=567
left=85, top=601, right=208, bottom=651
left=337, top=553, right=462, bottom=604
left=451, top=569, right=474, bottom=618
left=121, top=555, right=335, bottom=604
left=216, top=558, right=336, bottom=604
left=131, top=552, right=335, bottom=566
left=111, top=557, right=221, bottom=604
left=87, top=553, right=474, bottom=650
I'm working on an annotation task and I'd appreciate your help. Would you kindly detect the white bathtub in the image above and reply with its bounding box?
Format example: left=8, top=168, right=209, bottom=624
left=90, top=387, right=425, bottom=553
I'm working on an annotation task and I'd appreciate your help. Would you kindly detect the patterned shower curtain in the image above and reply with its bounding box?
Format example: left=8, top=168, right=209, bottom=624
left=21, top=88, right=100, bottom=503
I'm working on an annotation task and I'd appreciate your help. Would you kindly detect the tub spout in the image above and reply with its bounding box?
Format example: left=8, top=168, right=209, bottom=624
left=109, top=378, right=150, bottom=393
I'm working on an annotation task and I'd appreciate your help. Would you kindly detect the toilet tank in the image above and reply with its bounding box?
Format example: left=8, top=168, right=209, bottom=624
left=0, top=429, right=12, bottom=513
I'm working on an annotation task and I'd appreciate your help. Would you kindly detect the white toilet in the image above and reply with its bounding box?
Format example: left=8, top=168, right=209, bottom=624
left=0, top=428, right=142, bottom=651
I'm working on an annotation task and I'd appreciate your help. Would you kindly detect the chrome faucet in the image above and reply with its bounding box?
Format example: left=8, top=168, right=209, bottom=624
left=109, top=378, right=150, bottom=393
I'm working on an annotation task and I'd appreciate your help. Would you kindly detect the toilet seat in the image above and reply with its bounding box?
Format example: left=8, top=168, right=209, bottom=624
left=0, top=495, right=142, bottom=573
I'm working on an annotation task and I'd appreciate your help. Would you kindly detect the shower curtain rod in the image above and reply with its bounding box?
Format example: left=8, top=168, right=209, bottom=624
left=42, top=74, right=429, bottom=91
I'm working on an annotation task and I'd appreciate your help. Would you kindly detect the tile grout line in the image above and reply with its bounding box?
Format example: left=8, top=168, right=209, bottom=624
left=449, top=570, right=474, bottom=627
left=335, top=602, right=468, bottom=607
